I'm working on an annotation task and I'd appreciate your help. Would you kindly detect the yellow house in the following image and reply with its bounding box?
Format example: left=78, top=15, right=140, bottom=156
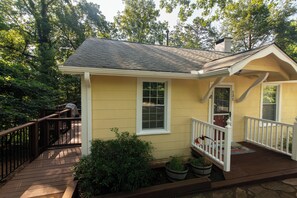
left=60, top=38, right=297, bottom=171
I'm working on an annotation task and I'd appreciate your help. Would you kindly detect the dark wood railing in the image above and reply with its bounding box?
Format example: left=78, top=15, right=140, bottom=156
left=0, top=109, right=81, bottom=182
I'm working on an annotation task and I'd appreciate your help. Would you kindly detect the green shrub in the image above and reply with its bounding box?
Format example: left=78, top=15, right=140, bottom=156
left=74, top=128, right=154, bottom=197
left=190, top=157, right=212, bottom=167
left=167, top=156, right=187, bottom=171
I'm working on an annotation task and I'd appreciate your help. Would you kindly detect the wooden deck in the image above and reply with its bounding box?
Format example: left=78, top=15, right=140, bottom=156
left=0, top=147, right=81, bottom=198
left=212, top=142, right=297, bottom=189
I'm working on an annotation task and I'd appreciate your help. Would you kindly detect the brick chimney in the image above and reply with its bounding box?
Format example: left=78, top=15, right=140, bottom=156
left=215, top=37, right=232, bottom=52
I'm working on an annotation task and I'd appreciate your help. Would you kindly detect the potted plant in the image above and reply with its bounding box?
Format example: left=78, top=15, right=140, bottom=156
left=165, top=156, right=189, bottom=181
left=190, top=156, right=212, bottom=177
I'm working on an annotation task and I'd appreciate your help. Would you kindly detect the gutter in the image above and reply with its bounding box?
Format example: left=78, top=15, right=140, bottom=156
left=59, top=65, right=200, bottom=79
left=197, top=68, right=230, bottom=79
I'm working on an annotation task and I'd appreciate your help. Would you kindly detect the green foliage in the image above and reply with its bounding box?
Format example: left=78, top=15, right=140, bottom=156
left=222, top=0, right=272, bottom=51
left=167, top=156, right=187, bottom=171
left=169, top=18, right=218, bottom=49
left=190, top=157, right=212, bottom=167
left=160, top=0, right=297, bottom=56
left=0, top=0, right=113, bottom=129
left=74, top=128, right=154, bottom=197
left=114, top=0, right=168, bottom=44
left=0, top=60, right=58, bottom=130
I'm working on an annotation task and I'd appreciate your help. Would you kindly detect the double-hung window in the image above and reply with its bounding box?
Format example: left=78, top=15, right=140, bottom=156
left=137, top=79, right=171, bottom=135
left=262, top=84, right=280, bottom=121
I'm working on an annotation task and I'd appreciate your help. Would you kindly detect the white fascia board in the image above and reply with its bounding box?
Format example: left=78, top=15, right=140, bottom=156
left=229, top=45, right=297, bottom=75
left=59, top=65, right=199, bottom=79
left=198, top=68, right=230, bottom=78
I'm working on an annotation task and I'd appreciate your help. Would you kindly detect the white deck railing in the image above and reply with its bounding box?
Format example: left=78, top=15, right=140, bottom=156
left=244, top=116, right=297, bottom=158
left=191, top=118, right=232, bottom=172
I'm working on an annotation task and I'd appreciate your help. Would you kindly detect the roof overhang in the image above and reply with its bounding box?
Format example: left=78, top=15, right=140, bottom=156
left=59, top=65, right=199, bottom=79
left=199, top=44, right=297, bottom=80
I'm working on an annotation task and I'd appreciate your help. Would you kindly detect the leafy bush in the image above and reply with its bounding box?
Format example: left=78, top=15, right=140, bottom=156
left=190, top=157, right=212, bottom=167
left=74, top=128, right=154, bottom=197
left=166, top=156, right=187, bottom=171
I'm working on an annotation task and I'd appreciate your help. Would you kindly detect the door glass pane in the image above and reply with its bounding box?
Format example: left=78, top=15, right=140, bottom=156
left=214, top=88, right=230, bottom=113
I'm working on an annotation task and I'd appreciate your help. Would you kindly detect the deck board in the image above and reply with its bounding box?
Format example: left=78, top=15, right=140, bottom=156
left=211, top=142, right=297, bottom=189
left=0, top=147, right=81, bottom=198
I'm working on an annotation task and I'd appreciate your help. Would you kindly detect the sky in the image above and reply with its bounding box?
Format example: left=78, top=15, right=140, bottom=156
left=86, top=0, right=184, bottom=29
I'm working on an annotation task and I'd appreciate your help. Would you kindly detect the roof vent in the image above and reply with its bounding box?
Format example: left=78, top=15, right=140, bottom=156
left=215, top=37, right=232, bottom=53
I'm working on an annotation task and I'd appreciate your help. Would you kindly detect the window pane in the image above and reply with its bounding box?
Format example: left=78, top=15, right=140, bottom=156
left=262, top=85, right=278, bottom=121
left=142, top=81, right=166, bottom=130
left=143, top=82, right=150, bottom=90
left=157, top=121, right=164, bottom=128
left=158, top=90, right=164, bottom=97
left=263, top=86, right=277, bottom=104
left=214, top=88, right=230, bottom=113
left=263, top=104, right=276, bottom=120
left=143, top=121, right=149, bottom=129
left=143, top=97, right=149, bottom=104
left=151, top=90, right=157, bottom=97
left=143, top=90, right=149, bottom=97
left=157, top=98, right=164, bottom=105
left=150, top=98, right=157, bottom=105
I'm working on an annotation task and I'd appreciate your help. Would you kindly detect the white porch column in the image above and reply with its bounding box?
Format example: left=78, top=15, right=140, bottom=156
left=81, top=72, right=92, bottom=155
left=292, top=117, right=297, bottom=161
left=224, top=119, right=232, bottom=172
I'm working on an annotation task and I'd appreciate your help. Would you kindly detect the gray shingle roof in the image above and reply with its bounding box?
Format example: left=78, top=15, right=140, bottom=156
left=64, top=38, right=229, bottom=73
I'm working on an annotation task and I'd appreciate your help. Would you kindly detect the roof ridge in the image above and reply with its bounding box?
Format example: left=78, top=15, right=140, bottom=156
left=87, top=37, right=231, bottom=55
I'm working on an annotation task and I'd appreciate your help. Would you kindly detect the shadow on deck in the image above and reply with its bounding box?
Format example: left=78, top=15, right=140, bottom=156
left=212, top=142, right=297, bottom=189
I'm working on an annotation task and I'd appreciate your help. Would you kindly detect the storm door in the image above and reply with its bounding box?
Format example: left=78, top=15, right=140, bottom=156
left=212, top=86, right=232, bottom=127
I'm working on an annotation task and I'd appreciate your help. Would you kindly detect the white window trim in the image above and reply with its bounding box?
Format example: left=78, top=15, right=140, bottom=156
left=136, top=78, right=171, bottom=135
left=260, top=83, right=281, bottom=122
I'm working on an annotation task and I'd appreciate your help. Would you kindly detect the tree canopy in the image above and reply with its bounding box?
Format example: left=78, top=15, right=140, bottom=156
left=114, top=0, right=168, bottom=45
left=0, top=0, right=111, bottom=130
left=161, top=0, right=297, bottom=58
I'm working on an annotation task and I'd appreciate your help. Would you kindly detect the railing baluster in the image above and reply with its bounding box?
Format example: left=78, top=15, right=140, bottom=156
left=215, top=130, right=218, bottom=158
left=286, top=127, right=289, bottom=154
left=248, top=118, right=251, bottom=141
left=220, top=132, right=223, bottom=161
left=275, top=124, right=279, bottom=150
left=244, top=116, right=294, bottom=157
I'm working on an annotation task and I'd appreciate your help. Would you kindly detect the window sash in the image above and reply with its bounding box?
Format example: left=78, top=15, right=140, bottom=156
left=142, top=82, right=166, bottom=130
left=262, top=85, right=279, bottom=121
left=137, top=79, right=170, bottom=135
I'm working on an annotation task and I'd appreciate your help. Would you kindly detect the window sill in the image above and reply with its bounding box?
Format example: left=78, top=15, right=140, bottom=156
left=137, top=129, right=170, bottom=136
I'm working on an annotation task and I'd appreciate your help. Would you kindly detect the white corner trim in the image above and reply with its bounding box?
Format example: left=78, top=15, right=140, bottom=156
left=81, top=72, right=92, bottom=155
left=136, top=78, right=171, bottom=135
left=59, top=66, right=199, bottom=79
left=84, top=72, right=91, bottom=87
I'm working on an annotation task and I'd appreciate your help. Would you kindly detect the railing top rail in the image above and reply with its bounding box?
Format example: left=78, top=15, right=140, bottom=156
left=0, top=122, right=35, bottom=136
left=244, top=116, right=293, bottom=127
left=192, top=117, right=227, bottom=132
left=0, top=108, right=72, bottom=136
left=47, top=117, right=81, bottom=121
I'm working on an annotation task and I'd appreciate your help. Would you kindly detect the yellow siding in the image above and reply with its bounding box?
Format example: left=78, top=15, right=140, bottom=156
left=91, top=76, right=137, bottom=140
left=280, top=83, right=297, bottom=124
left=91, top=75, right=297, bottom=159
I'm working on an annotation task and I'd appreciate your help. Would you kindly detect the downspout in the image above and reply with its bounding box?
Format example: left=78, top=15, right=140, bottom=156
left=81, top=72, right=92, bottom=155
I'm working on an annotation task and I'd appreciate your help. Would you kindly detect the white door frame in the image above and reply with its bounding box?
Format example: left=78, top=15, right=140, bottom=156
left=208, top=83, right=234, bottom=128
